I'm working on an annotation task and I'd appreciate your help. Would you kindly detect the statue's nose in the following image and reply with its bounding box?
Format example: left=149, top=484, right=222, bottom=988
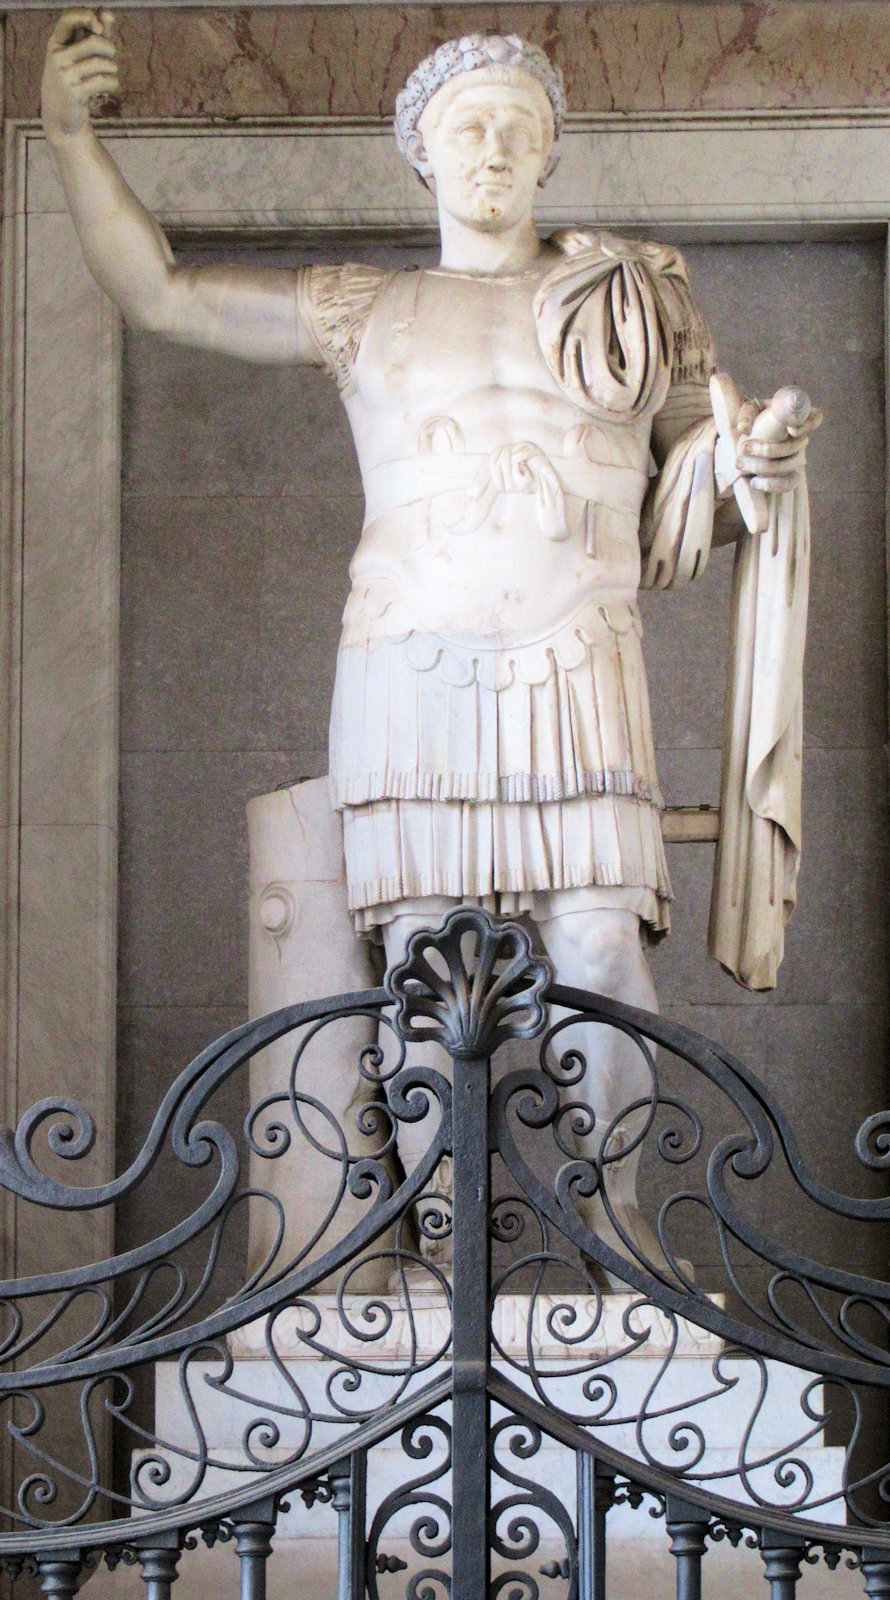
left=482, top=129, right=509, bottom=168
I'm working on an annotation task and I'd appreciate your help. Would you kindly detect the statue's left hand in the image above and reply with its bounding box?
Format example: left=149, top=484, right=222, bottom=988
left=711, top=374, right=821, bottom=535
left=735, top=388, right=822, bottom=496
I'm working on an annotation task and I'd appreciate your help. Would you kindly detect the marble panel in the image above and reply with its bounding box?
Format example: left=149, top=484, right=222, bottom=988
left=648, top=836, right=731, bottom=1009
left=655, top=745, right=723, bottom=813
left=117, top=750, right=311, bottom=1009
left=17, top=823, right=116, bottom=1110
left=754, top=1002, right=889, bottom=1198
left=116, top=1003, right=245, bottom=1154
left=18, top=115, right=890, bottom=236
left=639, top=550, right=734, bottom=753
left=552, top=117, right=890, bottom=229
left=653, top=1000, right=888, bottom=1260
left=15, top=822, right=117, bottom=1280
left=19, top=211, right=120, bottom=826
left=120, top=490, right=347, bottom=760
left=780, top=747, right=890, bottom=1006
left=25, top=125, right=433, bottom=230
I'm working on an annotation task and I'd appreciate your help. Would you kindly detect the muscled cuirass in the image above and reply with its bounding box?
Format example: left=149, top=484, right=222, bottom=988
left=299, top=234, right=717, bottom=815
left=339, top=262, right=653, bottom=647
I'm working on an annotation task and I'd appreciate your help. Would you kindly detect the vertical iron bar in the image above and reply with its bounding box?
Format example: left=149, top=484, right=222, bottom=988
left=37, top=1556, right=81, bottom=1600
left=136, top=1537, right=180, bottom=1600
left=350, top=1450, right=368, bottom=1600
left=232, top=1497, right=277, bottom=1600
left=451, top=1048, right=491, bottom=1600
left=666, top=1496, right=709, bottom=1600
left=862, top=1550, right=890, bottom=1599
left=331, top=1453, right=367, bottom=1600
left=331, top=1462, right=351, bottom=1600
left=577, top=1453, right=615, bottom=1600
left=759, top=1530, right=805, bottom=1600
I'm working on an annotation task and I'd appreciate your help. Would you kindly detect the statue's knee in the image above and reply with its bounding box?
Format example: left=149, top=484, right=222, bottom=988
left=566, top=913, right=644, bottom=997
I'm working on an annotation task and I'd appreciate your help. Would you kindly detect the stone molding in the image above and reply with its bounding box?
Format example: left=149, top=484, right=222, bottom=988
left=2, top=106, right=890, bottom=1291
left=229, top=1292, right=725, bottom=1363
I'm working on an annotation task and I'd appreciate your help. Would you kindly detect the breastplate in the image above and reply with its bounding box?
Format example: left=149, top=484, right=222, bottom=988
left=340, top=267, right=653, bottom=644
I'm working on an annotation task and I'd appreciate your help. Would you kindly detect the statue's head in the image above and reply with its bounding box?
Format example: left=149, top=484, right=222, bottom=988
left=395, top=36, right=566, bottom=230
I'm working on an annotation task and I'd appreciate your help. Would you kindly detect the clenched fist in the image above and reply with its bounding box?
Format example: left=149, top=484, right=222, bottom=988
left=41, top=9, right=119, bottom=141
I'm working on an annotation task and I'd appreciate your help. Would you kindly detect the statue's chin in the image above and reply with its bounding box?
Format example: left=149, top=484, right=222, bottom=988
left=456, top=196, right=522, bottom=233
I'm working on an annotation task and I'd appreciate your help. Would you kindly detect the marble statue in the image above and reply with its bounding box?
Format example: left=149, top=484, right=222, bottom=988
left=41, top=13, right=818, bottom=1279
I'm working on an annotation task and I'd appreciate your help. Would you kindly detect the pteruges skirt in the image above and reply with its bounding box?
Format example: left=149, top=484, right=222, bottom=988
left=329, top=611, right=672, bottom=936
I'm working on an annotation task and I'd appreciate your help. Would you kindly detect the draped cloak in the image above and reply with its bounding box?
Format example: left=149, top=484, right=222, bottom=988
left=298, top=231, right=809, bottom=991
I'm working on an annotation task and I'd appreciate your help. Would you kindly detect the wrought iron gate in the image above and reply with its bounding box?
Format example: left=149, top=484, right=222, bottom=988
left=0, top=908, right=888, bottom=1597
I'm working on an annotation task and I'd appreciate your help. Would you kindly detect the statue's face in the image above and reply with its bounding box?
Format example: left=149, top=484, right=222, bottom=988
left=419, top=81, right=552, bottom=232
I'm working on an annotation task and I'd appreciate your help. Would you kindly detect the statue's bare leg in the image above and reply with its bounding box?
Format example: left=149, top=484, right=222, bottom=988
left=536, top=908, right=680, bottom=1282
left=380, top=905, right=680, bottom=1285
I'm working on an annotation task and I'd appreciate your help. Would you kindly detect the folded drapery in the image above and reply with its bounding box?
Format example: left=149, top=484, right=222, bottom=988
left=639, top=417, right=808, bottom=991
left=708, top=487, right=809, bottom=990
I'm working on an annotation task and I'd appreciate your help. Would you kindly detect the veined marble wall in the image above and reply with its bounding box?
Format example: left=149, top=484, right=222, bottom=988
left=7, top=3, right=890, bottom=126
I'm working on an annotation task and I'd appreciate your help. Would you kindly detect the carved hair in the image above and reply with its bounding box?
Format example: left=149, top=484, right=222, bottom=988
left=395, top=34, right=567, bottom=185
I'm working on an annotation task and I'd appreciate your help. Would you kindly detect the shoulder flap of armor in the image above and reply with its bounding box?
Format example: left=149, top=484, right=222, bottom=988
left=536, top=230, right=715, bottom=415
left=298, top=263, right=394, bottom=393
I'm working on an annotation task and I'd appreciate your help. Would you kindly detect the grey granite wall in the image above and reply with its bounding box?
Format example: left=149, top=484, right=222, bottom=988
left=116, top=238, right=888, bottom=1288
left=644, top=240, right=889, bottom=1285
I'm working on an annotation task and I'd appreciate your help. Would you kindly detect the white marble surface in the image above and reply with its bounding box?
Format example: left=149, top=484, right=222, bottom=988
left=19, top=112, right=890, bottom=231
left=246, top=780, right=388, bottom=1289
left=230, top=1291, right=724, bottom=1363
left=133, top=1436, right=845, bottom=1543
left=82, top=1532, right=864, bottom=1600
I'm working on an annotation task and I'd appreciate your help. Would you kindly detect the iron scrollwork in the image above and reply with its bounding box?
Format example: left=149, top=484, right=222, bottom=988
left=0, top=909, right=886, bottom=1590
left=366, top=1412, right=452, bottom=1600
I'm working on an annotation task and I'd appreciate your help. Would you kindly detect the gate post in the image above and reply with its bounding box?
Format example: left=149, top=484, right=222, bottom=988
left=384, top=909, right=552, bottom=1598
left=451, top=1046, right=492, bottom=1599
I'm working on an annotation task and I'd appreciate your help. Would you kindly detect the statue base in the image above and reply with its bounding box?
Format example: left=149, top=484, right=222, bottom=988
left=125, top=1291, right=843, bottom=1598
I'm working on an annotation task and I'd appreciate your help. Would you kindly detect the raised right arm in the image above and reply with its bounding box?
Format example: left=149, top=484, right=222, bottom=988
left=41, top=10, right=320, bottom=365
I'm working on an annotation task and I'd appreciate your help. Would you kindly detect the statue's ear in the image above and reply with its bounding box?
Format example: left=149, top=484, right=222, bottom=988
left=405, top=129, right=432, bottom=185
left=537, top=146, right=560, bottom=188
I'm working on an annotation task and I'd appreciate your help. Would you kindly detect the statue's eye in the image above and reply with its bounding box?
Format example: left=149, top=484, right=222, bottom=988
left=505, top=123, right=535, bottom=152
left=457, top=123, right=485, bottom=143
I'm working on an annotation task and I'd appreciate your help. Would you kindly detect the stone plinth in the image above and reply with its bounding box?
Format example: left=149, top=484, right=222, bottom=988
left=139, top=1293, right=844, bottom=1553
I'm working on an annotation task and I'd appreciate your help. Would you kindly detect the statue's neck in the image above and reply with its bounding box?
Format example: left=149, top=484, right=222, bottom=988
left=436, top=209, right=543, bottom=275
